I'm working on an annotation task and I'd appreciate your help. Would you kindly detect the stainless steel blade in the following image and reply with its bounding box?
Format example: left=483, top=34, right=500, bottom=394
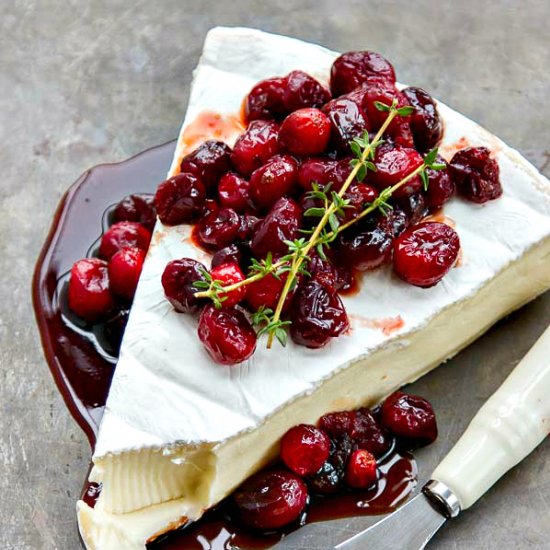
left=335, top=493, right=446, bottom=550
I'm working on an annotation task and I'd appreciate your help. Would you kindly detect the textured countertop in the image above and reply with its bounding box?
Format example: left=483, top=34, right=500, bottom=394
left=1, top=1, right=548, bottom=548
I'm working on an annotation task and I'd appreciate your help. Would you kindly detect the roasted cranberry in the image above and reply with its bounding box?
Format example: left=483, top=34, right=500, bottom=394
left=279, top=108, right=331, bottom=156
left=68, top=258, right=115, bottom=322
left=245, top=77, right=287, bottom=122
left=218, top=172, right=251, bottom=213
left=246, top=272, right=291, bottom=312
left=180, top=140, right=232, bottom=189
left=378, top=207, right=410, bottom=238
left=394, top=222, right=460, bottom=287
left=351, top=408, right=390, bottom=457
left=380, top=391, right=438, bottom=446
left=319, top=411, right=355, bottom=437
left=233, top=469, right=308, bottom=530
left=308, top=461, right=343, bottom=495
left=196, top=207, right=241, bottom=250
left=330, top=51, right=396, bottom=96
left=113, top=194, right=156, bottom=232
left=449, top=146, right=502, bottom=203
left=108, top=247, right=145, bottom=302
left=198, top=305, right=256, bottom=365
left=202, top=198, right=219, bottom=217
left=210, top=262, right=247, bottom=308
left=283, top=70, right=331, bottom=112
left=322, top=97, right=370, bottom=152
left=397, top=193, right=427, bottom=226
left=211, top=244, right=244, bottom=269
left=341, top=183, right=379, bottom=223
left=401, top=87, right=443, bottom=152
left=297, top=158, right=339, bottom=192
left=290, top=280, right=349, bottom=348
left=99, top=221, right=151, bottom=260
left=154, top=173, right=206, bottom=226
left=280, top=424, right=331, bottom=477
left=309, top=254, right=345, bottom=292
left=250, top=154, right=298, bottom=210
left=161, top=258, right=207, bottom=314
left=338, top=225, right=393, bottom=271
left=371, top=146, right=424, bottom=198
left=330, top=433, right=354, bottom=473
left=346, top=450, right=377, bottom=489
left=250, top=198, right=302, bottom=258
left=424, top=157, right=455, bottom=209
left=231, top=120, right=280, bottom=177
left=237, top=214, right=263, bottom=242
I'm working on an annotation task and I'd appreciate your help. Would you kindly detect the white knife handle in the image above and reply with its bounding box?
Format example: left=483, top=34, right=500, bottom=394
left=431, top=325, right=550, bottom=510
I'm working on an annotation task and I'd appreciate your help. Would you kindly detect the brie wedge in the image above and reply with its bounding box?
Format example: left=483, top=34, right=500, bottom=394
left=77, top=27, right=550, bottom=550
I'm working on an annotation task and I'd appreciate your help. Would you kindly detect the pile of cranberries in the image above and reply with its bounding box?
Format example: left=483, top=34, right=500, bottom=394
left=232, top=390, right=437, bottom=531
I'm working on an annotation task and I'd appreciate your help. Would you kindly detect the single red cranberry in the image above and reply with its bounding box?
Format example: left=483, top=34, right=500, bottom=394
left=198, top=305, right=256, bottom=365
left=233, top=469, right=308, bottom=530
left=297, top=158, right=340, bottom=192
left=345, top=450, right=377, bottom=489
left=245, top=77, right=287, bottom=122
left=401, top=87, right=443, bottom=152
left=283, top=70, right=331, bottom=112
left=279, top=108, right=331, bottom=156
left=250, top=198, right=303, bottom=257
left=449, top=146, right=502, bottom=203
left=210, top=262, right=247, bottom=308
left=338, top=225, right=393, bottom=271
left=322, top=96, right=370, bottom=152
left=218, top=172, right=251, bottom=212
left=246, top=272, right=292, bottom=312
left=113, top=194, right=156, bottom=232
left=154, top=173, right=206, bottom=226
left=196, top=207, right=241, bottom=250
left=161, top=258, right=207, bottom=314
left=308, top=254, right=347, bottom=292
left=396, top=193, right=427, bottom=226
left=330, top=51, right=396, bottom=96
left=394, top=221, right=460, bottom=287
left=108, top=247, right=145, bottom=302
left=68, top=258, right=115, bottom=322
left=250, top=154, right=298, bottom=210
left=237, top=214, right=263, bottom=242
left=211, top=244, right=244, bottom=269
left=424, top=157, right=455, bottom=209
left=231, top=120, right=280, bottom=177
left=99, top=221, right=151, bottom=260
left=377, top=207, right=410, bottom=238
left=319, top=411, right=356, bottom=438
left=290, top=280, right=349, bottom=348
left=351, top=408, right=390, bottom=457
left=380, top=391, right=438, bottom=446
left=280, top=424, right=331, bottom=477
left=180, top=140, right=232, bottom=189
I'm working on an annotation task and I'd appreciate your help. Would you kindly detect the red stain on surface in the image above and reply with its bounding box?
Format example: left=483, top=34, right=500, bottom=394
left=350, top=314, right=405, bottom=336
left=439, top=136, right=469, bottom=160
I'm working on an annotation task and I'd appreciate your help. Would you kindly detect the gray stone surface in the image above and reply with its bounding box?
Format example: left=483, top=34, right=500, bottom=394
left=0, top=1, right=548, bottom=548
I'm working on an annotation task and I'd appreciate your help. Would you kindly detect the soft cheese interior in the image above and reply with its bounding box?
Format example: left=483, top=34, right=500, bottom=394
left=77, top=27, right=550, bottom=549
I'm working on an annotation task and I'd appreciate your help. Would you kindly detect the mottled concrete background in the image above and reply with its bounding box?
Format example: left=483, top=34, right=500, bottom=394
left=1, top=1, right=548, bottom=549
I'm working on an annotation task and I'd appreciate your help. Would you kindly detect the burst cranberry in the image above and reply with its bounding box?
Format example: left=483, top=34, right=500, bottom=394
left=154, top=173, right=206, bottom=226
left=198, top=305, right=256, bottom=365
left=202, top=198, right=219, bottom=217
left=211, top=244, right=244, bottom=269
left=280, top=424, right=331, bottom=477
left=346, top=450, right=377, bottom=489
left=283, top=70, right=331, bottom=112
left=381, top=391, right=438, bottom=446
left=424, top=158, right=455, bottom=209
left=233, top=469, right=308, bottom=530
left=342, top=183, right=379, bottom=223
left=449, top=146, right=502, bottom=203
left=378, top=207, right=410, bottom=238
left=218, top=172, right=251, bottom=212
left=308, top=434, right=353, bottom=494
left=352, top=408, right=390, bottom=456
left=309, top=254, right=351, bottom=292
left=237, top=214, right=263, bottom=242
left=290, top=280, right=349, bottom=348
left=246, top=272, right=291, bottom=312
left=108, top=247, right=145, bottom=301
left=210, top=262, right=247, bottom=308
left=279, top=108, right=331, bottom=156
left=319, top=411, right=356, bottom=437
left=245, top=77, right=287, bottom=122
left=99, top=222, right=151, bottom=260
left=251, top=198, right=302, bottom=257
left=397, top=193, right=427, bottom=226
left=180, top=140, right=232, bottom=189
left=68, top=258, right=115, bottom=322
left=401, top=87, right=443, bottom=152
left=249, top=154, right=298, bottom=210
left=338, top=225, right=393, bottom=271
left=161, top=258, right=207, bottom=314
left=113, top=194, right=156, bottom=232
left=394, top=222, right=460, bottom=287
left=231, top=120, right=280, bottom=177
left=322, top=96, right=370, bottom=152
left=196, top=207, right=241, bottom=250
left=330, top=51, right=396, bottom=96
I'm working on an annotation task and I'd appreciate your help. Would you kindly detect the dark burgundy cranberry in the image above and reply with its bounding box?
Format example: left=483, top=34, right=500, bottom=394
left=380, top=391, right=438, bottom=446
left=246, top=272, right=292, bottom=312
left=341, top=183, right=379, bottom=223
left=231, top=120, right=280, bottom=177
left=113, top=194, right=156, bottom=232
left=233, top=469, right=308, bottom=530
left=290, top=280, right=349, bottom=348
left=279, top=108, right=331, bottom=156
left=108, top=247, right=146, bottom=302
left=424, top=157, right=455, bottom=209
left=99, top=221, right=151, bottom=260
left=280, top=424, right=331, bottom=477
left=330, top=51, right=396, bottom=96
left=161, top=258, right=207, bottom=314
left=245, top=77, right=287, bottom=122
left=319, top=411, right=356, bottom=438
left=351, top=408, right=390, bottom=457
left=237, top=214, right=263, bottom=242
left=346, top=449, right=377, bottom=489
left=396, top=193, right=427, bottom=226
left=218, top=172, right=251, bottom=213
left=250, top=154, right=298, bottom=210
left=283, top=70, right=331, bottom=112
left=322, top=96, right=370, bottom=152
left=449, top=146, right=502, bottom=203
left=307, top=461, right=343, bottom=495
left=338, top=225, right=393, bottom=271
left=202, top=198, right=219, bottom=217
left=179, top=140, right=232, bottom=189
left=394, top=221, right=460, bottom=287
left=308, top=254, right=347, bottom=292
left=209, top=262, right=247, bottom=308
left=196, top=207, right=241, bottom=250
left=198, top=305, right=256, bottom=365
left=297, top=158, right=340, bottom=192
left=104, top=309, right=129, bottom=355
left=68, top=258, right=115, bottom=322
left=329, top=433, right=354, bottom=473
left=250, top=198, right=303, bottom=258
left=211, top=244, right=244, bottom=269
left=154, top=173, right=206, bottom=226
left=401, top=87, right=443, bottom=152
left=377, top=207, right=410, bottom=238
